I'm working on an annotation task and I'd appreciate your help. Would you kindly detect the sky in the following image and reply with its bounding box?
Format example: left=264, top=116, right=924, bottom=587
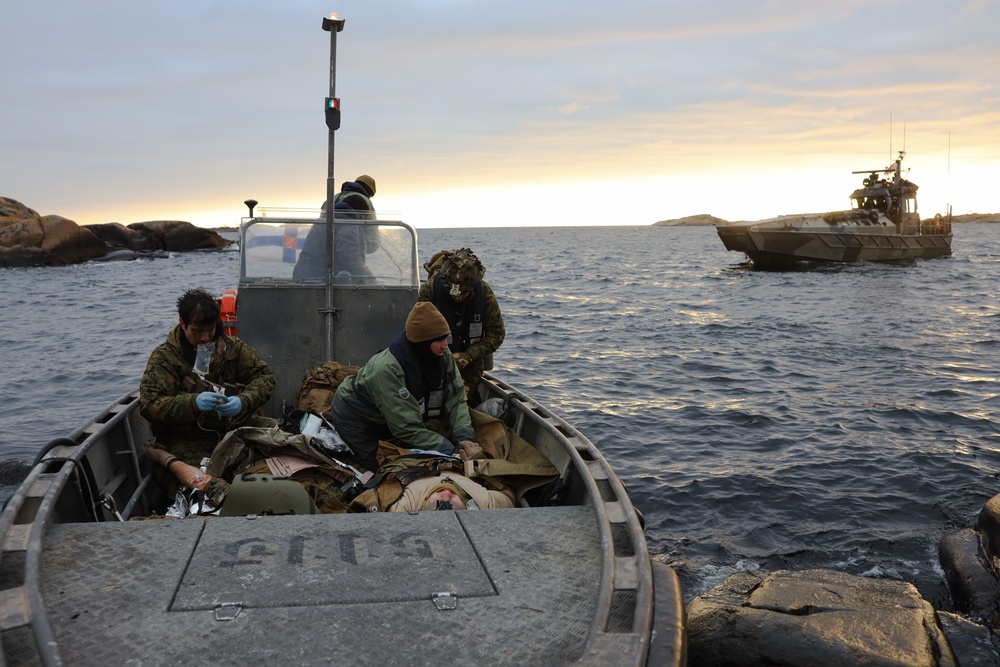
left=2, top=1, right=999, bottom=229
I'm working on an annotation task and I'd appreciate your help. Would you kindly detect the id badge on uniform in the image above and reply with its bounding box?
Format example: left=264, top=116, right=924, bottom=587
left=427, top=389, right=445, bottom=418
left=468, top=317, right=483, bottom=340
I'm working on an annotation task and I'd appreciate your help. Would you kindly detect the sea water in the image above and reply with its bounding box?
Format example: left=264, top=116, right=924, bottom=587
left=2, top=224, right=999, bottom=606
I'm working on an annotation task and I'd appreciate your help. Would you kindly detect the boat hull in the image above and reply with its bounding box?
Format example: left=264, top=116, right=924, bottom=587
left=716, top=223, right=952, bottom=268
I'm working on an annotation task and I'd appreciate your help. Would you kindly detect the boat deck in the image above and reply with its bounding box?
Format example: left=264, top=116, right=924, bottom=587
left=31, top=506, right=631, bottom=666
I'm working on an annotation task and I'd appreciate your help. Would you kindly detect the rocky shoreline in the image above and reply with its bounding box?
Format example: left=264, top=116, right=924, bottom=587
left=685, top=568, right=994, bottom=665
left=0, top=197, right=231, bottom=268
left=682, top=488, right=1000, bottom=666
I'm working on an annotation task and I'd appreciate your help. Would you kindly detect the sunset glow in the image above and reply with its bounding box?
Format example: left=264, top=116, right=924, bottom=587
left=3, top=2, right=998, bottom=229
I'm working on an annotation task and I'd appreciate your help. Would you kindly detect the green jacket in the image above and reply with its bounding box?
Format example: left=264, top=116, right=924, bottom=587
left=334, top=345, right=474, bottom=453
left=139, top=325, right=275, bottom=448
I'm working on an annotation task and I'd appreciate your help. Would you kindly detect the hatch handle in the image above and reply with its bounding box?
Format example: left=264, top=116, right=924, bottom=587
left=431, top=592, right=458, bottom=611
left=215, top=600, right=243, bottom=621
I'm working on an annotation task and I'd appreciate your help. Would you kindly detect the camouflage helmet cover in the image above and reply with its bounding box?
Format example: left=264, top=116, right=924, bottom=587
left=440, top=248, right=484, bottom=297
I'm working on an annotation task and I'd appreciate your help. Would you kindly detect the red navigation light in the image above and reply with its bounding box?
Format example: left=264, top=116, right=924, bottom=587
left=325, top=97, right=341, bottom=130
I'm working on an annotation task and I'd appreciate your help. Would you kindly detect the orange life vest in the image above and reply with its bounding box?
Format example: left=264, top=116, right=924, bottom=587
left=220, top=288, right=238, bottom=336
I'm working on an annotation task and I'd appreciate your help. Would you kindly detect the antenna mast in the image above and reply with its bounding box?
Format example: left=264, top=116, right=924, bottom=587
left=948, top=132, right=952, bottom=217
left=321, top=14, right=346, bottom=361
left=888, top=113, right=892, bottom=166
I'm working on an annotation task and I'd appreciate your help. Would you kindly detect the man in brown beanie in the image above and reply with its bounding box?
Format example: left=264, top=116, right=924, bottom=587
left=330, top=302, right=479, bottom=470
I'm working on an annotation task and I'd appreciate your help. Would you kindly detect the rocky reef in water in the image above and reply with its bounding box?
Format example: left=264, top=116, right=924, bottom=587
left=0, top=196, right=231, bottom=268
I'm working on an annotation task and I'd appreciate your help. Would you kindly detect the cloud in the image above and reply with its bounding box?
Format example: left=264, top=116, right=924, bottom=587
left=551, top=102, right=589, bottom=115
left=1, top=0, right=998, bottom=226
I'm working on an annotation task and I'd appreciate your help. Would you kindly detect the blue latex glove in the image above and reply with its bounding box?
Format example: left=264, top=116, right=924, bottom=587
left=195, top=391, right=226, bottom=412
left=216, top=395, right=243, bottom=417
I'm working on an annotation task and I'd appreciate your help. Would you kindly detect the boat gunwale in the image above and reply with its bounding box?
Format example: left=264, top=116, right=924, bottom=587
left=484, top=372, right=655, bottom=657
left=0, top=389, right=144, bottom=666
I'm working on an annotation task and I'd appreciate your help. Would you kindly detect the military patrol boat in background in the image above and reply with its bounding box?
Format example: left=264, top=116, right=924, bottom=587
left=716, top=151, right=952, bottom=268
left=0, top=14, right=685, bottom=667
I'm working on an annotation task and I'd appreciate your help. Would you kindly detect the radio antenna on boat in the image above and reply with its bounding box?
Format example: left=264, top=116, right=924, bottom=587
left=947, top=131, right=952, bottom=218
left=888, top=112, right=892, bottom=166
left=321, top=13, right=345, bottom=360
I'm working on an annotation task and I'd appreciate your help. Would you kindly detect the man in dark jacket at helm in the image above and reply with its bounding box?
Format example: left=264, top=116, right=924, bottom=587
left=337, top=174, right=381, bottom=257
left=293, top=174, right=381, bottom=282
left=338, top=174, right=377, bottom=219
left=418, top=248, right=505, bottom=404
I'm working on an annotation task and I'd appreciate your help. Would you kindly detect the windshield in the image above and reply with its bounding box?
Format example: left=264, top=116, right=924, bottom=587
left=239, top=217, right=419, bottom=287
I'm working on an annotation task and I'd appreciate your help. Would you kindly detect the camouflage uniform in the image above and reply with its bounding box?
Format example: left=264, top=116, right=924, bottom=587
left=417, top=248, right=505, bottom=402
left=140, top=324, right=275, bottom=498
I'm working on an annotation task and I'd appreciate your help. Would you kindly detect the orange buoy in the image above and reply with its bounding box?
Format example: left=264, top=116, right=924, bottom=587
left=220, top=288, right=238, bottom=336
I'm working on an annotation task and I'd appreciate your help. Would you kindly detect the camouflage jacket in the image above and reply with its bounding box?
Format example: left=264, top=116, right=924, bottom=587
left=139, top=325, right=275, bottom=447
left=417, top=278, right=505, bottom=368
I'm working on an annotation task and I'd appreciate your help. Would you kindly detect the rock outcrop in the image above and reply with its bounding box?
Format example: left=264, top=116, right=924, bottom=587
left=939, top=527, right=1000, bottom=630
left=86, top=220, right=229, bottom=252
left=84, top=222, right=163, bottom=252
left=939, top=491, right=1000, bottom=636
left=0, top=197, right=230, bottom=267
left=0, top=198, right=109, bottom=267
left=686, top=568, right=980, bottom=666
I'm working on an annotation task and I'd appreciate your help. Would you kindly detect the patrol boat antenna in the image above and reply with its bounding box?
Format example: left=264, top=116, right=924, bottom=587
left=321, top=13, right=345, bottom=360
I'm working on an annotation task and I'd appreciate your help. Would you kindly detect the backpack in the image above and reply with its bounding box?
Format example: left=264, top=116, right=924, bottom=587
left=206, top=423, right=362, bottom=514
left=423, top=250, right=448, bottom=279
left=295, top=361, right=360, bottom=418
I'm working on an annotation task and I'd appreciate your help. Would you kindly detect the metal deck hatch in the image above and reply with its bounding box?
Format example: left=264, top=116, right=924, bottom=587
left=39, top=506, right=606, bottom=666
left=173, top=512, right=497, bottom=610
